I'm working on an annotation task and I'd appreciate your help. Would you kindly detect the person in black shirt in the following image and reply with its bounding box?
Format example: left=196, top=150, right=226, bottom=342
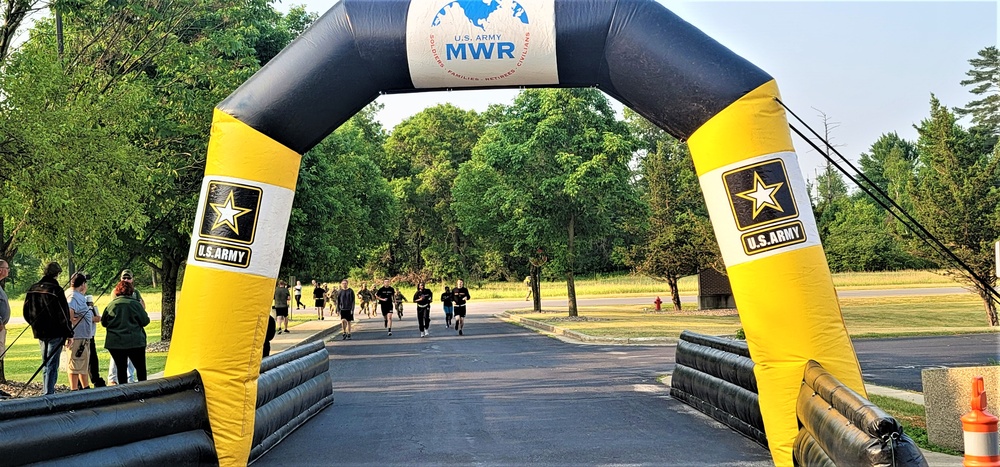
left=440, top=286, right=454, bottom=329
left=375, top=279, right=396, bottom=336
left=336, top=279, right=356, bottom=340
left=313, top=282, right=326, bottom=320
left=413, top=283, right=433, bottom=337
left=452, top=279, right=470, bottom=336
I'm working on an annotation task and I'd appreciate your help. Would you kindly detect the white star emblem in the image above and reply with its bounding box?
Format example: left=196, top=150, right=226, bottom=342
left=735, top=172, right=784, bottom=219
left=209, top=190, right=252, bottom=235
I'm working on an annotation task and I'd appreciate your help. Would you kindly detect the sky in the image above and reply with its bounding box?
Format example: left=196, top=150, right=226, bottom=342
left=278, top=0, right=997, bottom=183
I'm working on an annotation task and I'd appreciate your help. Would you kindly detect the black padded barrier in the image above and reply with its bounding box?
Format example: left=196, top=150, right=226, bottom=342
left=249, top=340, right=334, bottom=463
left=669, top=331, right=766, bottom=447
left=793, top=360, right=927, bottom=467
left=0, top=371, right=217, bottom=466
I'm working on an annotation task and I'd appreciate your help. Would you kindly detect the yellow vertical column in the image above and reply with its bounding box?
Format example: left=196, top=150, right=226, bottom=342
left=165, top=109, right=301, bottom=466
left=687, top=80, right=865, bottom=466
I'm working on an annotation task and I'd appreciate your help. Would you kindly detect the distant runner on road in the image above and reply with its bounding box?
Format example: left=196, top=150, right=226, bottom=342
left=413, top=282, right=433, bottom=337
left=452, top=279, right=470, bottom=336
left=376, top=279, right=396, bottom=336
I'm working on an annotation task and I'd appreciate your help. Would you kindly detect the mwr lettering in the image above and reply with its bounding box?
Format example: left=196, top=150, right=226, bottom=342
left=446, top=42, right=515, bottom=60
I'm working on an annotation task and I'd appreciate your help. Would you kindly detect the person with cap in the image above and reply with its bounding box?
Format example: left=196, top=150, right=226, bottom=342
left=66, top=272, right=99, bottom=390
left=23, top=262, right=73, bottom=395
left=119, top=269, right=146, bottom=309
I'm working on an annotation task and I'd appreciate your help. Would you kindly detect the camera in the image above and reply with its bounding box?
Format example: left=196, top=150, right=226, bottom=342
left=85, top=295, right=94, bottom=306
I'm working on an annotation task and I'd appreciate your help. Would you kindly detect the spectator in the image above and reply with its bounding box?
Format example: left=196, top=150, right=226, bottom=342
left=0, top=260, right=10, bottom=391
left=66, top=273, right=98, bottom=390
left=23, top=262, right=73, bottom=395
left=108, top=269, right=144, bottom=383
left=102, top=280, right=150, bottom=383
left=294, top=280, right=305, bottom=309
left=263, top=314, right=276, bottom=357
left=274, top=280, right=290, bottom=333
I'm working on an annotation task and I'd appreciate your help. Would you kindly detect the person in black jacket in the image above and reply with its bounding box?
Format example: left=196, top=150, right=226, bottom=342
left=375, top=279, right=395, bottom=336
left=263, top=314, right=276, bottom=357
left=23, top=262, right=73, bottom=395
left=413, top=283, right=433, bottom=337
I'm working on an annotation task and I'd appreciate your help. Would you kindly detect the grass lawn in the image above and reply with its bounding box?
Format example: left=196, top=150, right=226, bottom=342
left=2, top=321, right=167, bottom=386
left=510, top=294, right=996, bottom=339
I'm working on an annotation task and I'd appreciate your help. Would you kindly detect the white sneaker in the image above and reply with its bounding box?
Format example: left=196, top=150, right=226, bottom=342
left=425, top=329, right=430, bottom=336
left=420, top=331, right=425, bottom=337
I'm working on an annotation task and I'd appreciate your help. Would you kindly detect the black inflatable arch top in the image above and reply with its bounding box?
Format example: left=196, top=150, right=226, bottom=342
left=220, top=0, right=771, bottom=154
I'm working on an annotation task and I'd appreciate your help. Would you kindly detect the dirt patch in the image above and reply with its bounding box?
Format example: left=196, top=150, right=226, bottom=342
left=0, top=380, right=71, bottom=399
left=147, top=340, right=170, bottom=353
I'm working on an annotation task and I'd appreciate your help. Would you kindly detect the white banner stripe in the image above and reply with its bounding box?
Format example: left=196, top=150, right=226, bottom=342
left=700, top=152, right=820, bottom=268
left=187, top=176, right=294, bottom=279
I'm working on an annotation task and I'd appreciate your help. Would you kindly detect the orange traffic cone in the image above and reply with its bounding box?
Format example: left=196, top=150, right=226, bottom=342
left=962, top=376, right=1000, bottom=467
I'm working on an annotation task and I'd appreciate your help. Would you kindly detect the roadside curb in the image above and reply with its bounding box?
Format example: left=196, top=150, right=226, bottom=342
left=496, top=311, right=677, bottom=346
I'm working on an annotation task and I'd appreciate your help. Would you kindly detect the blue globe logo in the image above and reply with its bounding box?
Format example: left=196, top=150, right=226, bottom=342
left=432, top=0, right=530, bottom=30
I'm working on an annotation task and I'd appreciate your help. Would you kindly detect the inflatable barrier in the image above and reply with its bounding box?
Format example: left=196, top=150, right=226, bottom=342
left=0, top=371, right=216, bottom=466
left=670, top=331, right=766, bottom=446
left=249, top=341, right=334, bottom=463
left=794, top=360, right=927, bottom=466
left=167, top=0, right=865, bottom=463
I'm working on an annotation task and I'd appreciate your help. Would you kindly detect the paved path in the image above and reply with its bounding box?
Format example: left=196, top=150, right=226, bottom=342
left=254, top=311, right=771, bottom=466
left=854, top=333, right=1000, bottom=391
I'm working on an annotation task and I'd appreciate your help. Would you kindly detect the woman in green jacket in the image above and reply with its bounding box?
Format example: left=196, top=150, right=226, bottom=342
left=102, top=280, right=150, bottom=383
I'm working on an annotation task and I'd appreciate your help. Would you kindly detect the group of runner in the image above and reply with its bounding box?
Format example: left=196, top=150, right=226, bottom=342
left=328, top=279, right=470, bottom=339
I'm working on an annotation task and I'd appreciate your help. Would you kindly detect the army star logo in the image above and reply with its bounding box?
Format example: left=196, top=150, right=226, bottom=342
left=723, top=158, right=798, bottom=231
left=209, top=190, right=253, bottom=235
left=735, top=172, right=784, bottom=219
left=199, top=181, right=262, bottom=245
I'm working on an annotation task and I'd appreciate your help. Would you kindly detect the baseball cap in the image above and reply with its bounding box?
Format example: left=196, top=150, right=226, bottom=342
left=120, top=269, right=134, bottom=280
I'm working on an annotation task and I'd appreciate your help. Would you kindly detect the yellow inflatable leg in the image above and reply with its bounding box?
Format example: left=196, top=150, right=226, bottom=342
left=688, top=80, right=865, bottom=466
left=166, top=109, right=301, bottom=466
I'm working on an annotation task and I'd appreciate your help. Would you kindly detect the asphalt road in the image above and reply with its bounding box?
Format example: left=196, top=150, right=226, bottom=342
left=853, top=333, right=1000, bottom=391
left=254, top=311, right=771, bottom=466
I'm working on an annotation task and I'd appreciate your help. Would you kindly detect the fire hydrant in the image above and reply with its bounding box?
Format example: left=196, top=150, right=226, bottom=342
left=654, top=296, right=662, bottom=311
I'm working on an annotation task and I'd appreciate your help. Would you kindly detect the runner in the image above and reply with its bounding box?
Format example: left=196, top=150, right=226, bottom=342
left=440, top=285, right=454, bottom=329
left=313, top=281, right=326, bottom=320
left=413, top=282, right=433, bottom=337
left=393, top=289, right=407, bottom=319
left=274, top=280, right=291, bottom=333
left=358, top=284, right=374, bottom=318
left=336, top=279, right=355, bottom=340
left=375, top=279, right=395, bottom=336
left=452, top=279, right=470, bottom=336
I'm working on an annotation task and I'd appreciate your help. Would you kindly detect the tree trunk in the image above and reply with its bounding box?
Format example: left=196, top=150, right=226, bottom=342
left=981, top=287, right=999, bottom=327
left=667, top=274, right=682, bottom=311
left=566, top=214, right=577, bottom=317
left=531, top=263, right=541, bottom=312
left=160, top=252, right=182, bottom=341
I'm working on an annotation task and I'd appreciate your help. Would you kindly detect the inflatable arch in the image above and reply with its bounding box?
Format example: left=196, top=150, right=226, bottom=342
left=164, top=0, right=865, bottom=465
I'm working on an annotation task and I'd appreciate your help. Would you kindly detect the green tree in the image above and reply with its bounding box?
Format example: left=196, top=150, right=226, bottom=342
left=381, top=104, right=483, bottom=279
left=956, top=46, right=1000, bottom=135
left=282, top=104, right=397, bottom=281
left=823, top=197, right=916, bottom=272
left=912, top=96, right=999, bottom=326
left=454, top=88, right=640, bottom=316
left=623, top=110, right=718, bottom=311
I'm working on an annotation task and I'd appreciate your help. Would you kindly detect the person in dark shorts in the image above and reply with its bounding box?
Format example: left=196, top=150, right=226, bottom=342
left=452, top=279, right=470, bottom=336
left=375, top=279, right=395, bottom=336
left=313, top=281, right=326, bottom=320
left=413, top=282, right=433, bottom=337
left=336, top=279, right=355, bottom=340
left=440, top=286, right=454, bottom=329
left=274, top=280, right=291, bottom=333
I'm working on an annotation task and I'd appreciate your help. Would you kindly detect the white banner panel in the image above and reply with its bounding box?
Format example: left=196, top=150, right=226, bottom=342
left=700, top=152, right=820, bottom=267
left=406, top=0, right=558, bottom=88
left=187, top=176, right=294, bottom=278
